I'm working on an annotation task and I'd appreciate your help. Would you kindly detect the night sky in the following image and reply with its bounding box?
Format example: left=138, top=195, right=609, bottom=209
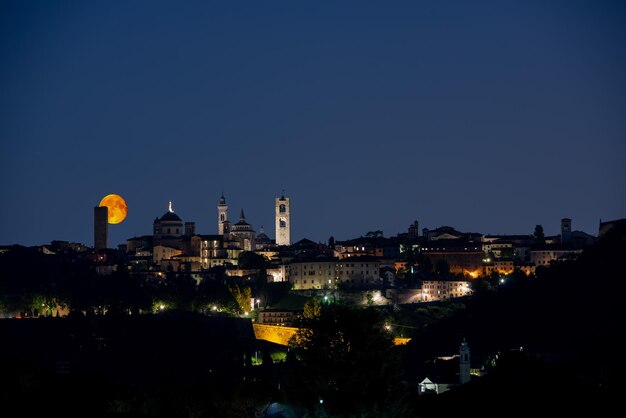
left=2, top=1, right=625, bottom=247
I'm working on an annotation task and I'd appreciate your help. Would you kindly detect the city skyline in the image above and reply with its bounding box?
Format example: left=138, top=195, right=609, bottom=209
left=2, top=1, right=625, bottom=246
left=6, top=190, right=617, bottom=247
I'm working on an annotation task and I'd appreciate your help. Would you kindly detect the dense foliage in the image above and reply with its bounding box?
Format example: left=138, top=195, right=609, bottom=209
left=287, top=302, right=411, bottom=416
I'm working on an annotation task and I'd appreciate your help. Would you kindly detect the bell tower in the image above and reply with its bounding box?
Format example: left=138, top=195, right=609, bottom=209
left=459, top=339, right=471, bottom=384
left=561, top=218, right=572, bottom=244
left=275, top=193, right=291, bottom=246
left=218, top=192, right=228, bottom=235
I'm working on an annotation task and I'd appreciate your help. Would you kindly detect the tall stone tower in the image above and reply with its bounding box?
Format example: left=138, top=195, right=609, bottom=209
left=275, top=194, right=291, bottom=246
left=408, top=220, right=419, bottom=239
left=94, top=206, right=108, bottom=251
left=218, top=193, right=228, bottom=235
left=561, top=218, right=572, bottom=244
left=459, top=339, right=471, bottom=384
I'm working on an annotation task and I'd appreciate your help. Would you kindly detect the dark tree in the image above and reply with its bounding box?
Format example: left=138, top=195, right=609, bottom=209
left=287, top=304, right=409, bottom=416
left=162, top=270, right=197, bottom=311
left=435, top=259, right=450, bottom=276
left=533, top=224, right=546, bottom=247
left=237, top=251, right=266, bottom=269
left=417, top=253, right=433, bottom=274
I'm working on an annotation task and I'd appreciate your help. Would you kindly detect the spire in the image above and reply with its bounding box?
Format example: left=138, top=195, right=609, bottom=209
left=168, top=201, right=174, bottom=213
left=219, top=192, right=226, bottom=205
left=259, top=225, right=265, bottom=234
left=281, top=189, right=285, bottom=200
left=239, top=209, right=245, bottom=221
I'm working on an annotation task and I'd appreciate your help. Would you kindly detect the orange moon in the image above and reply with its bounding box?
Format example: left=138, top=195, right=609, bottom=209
left=99, top=194, right=128, bottom=224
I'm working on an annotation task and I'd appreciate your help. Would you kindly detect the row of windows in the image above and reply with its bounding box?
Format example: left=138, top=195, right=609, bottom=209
left=339, top=263, right=374, bottom=268
left=423, top=248, right=480, bottom=251
left=424, top=284, right=467, bottom=289
left=156, top=228, right=180, bottom=234
left=261, top=312, right=292, bottom=317
left=261, top=318, right=289, bottom=323
left=296, top=263, right=378, bottom=269
left=340, top=270, right=371, bottom=275
left=293, top=270, right=375, bottom=277
left=296, top=279, right=334, bottom=284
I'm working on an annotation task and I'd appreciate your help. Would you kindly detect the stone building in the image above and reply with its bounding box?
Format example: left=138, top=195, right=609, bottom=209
left=275, top=194, right=291, bottom=246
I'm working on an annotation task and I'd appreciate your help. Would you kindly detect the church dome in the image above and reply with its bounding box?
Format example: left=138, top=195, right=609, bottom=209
left=256, top=226, right=270, bottom=242
left=160, top=211, right=182, bottom=222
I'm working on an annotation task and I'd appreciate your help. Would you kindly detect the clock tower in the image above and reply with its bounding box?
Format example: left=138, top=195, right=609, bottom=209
left=275, top=194, right=291, bottom=246
left=217, top=193, right=228, bottom=235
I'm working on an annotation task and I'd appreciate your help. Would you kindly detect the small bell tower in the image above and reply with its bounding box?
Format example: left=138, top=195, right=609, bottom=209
left=218, top=192, right=228, bottom=235
left=459, top=339, right=471, bottom=384
left=275, top=193, right=290, bottom=246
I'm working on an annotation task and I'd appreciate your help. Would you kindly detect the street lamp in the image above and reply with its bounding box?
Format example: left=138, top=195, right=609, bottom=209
left=255, top=298, right=261, bottom=310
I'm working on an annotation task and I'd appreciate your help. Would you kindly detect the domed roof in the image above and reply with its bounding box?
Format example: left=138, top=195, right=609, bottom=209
left=256, top=226, right=270, bottom=242
left=156, top=201, right=182, bottom=222
left=160, top=211, right=182, bottom=222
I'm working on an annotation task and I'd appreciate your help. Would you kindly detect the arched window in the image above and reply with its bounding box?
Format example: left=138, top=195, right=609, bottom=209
left=279, top=204, right=286, bottom=213
left=280, top=219, right=286, bottom=228
left=220, top=213, right=225, bottom=221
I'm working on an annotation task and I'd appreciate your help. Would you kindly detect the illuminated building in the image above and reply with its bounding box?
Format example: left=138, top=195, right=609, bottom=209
left=529, top=248, right=582, bottom=266
left=217, top=193, right=228, bottom=235
left=337, top=256, right=381, bottom=288
left=482, top=258, right=515, bottom=276
left=227, top=209, right=256, bottom=251
left=152, top=244, right=182, bottom=267
left=255, top=226, right=275, bottom=250
left=258, top=310, right=295, bottom=325
left=289, top=258, right=338, bottom=290
left=421, top=280, right=472, bottom=301
left=421, top=240, right=484, bottom=276
left=275, top=194, right=291, bottom=246
left=289, top=256, right=382, bottom=290
left=153, top=202, right=183, bottom=239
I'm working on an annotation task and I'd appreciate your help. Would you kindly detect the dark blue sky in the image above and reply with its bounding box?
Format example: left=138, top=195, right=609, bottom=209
left=2, top=0, right=625, bottom=247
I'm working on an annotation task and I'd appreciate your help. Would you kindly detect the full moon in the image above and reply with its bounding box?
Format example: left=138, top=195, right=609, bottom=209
left=99, top=194, right=128, bottom=224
